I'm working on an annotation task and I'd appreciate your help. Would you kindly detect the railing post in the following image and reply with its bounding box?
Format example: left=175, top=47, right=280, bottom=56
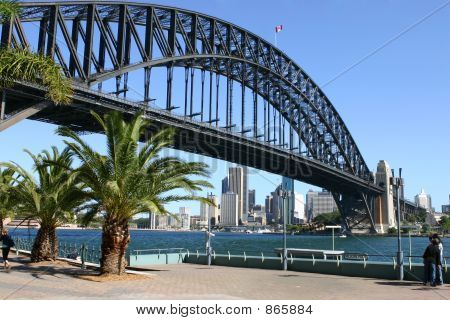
left=81, top=243, right=86, bottom=270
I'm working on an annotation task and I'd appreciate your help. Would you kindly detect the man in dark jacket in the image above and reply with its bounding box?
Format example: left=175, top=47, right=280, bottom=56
left=0, top=229, right=14, bottom=269
left=423, top=237, right=441, bottom=287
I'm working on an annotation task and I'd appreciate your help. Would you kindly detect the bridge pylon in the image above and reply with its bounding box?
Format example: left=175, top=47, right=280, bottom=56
left=374, top=160, right=396, bottom=233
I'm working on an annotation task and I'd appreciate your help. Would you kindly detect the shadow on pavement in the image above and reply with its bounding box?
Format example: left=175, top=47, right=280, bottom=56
left=375, top=281, right=425, bottom=287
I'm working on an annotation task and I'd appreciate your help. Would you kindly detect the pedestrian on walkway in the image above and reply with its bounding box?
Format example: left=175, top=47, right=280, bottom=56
left=0, top=229, right=14, bottom=269
left=432, top=234, right=444, bottom=285
left=422, top=236, right=441, bottom=287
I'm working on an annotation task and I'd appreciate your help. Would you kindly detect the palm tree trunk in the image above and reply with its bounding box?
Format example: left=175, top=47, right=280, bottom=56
left=31, top=225, right=58, bottom=262
left=100, top=218, right=130, bottom=275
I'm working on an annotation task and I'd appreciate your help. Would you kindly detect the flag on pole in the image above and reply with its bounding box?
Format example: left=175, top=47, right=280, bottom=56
left=275, top=25, right=283, bottom=33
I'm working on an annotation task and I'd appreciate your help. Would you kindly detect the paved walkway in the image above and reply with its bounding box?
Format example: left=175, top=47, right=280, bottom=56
left=0, top=256, right=449, bottom=300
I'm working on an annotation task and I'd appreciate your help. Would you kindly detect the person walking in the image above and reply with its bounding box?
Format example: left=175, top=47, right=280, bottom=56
left=422, top=237, right=441, bottom=287
left=0, top=229, right=14, bottom=269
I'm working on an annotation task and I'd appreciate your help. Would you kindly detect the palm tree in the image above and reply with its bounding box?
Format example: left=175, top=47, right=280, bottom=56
left=57, top=111, right=213, bottom=275
left=1, top=147, right=89, bottom=261
left=0, top=167, right=15, bottom=231
left=0, top=0, right=72, bottom=105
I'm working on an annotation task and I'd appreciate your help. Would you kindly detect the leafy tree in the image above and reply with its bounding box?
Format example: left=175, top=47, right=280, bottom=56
left=387, top=227, right=397, bottom=235
left=1, top=147, right=88, bottom=261
left=57, top=111, right=213, bottom=275
left=313, top=211, right=341, bottom=226
left=421, top=223, right=431, bottom=234
left=0, top=167, right=15, bottom=231
left=439, top=215, right=450, bottom=234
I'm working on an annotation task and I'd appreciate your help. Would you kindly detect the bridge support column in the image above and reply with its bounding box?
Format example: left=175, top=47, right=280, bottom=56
left=375, top=160, right=396, bottom=233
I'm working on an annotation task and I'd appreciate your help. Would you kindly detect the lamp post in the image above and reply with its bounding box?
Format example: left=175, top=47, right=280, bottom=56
left=278, top=186, right=291, bottom=271
left=205, top=192, right=213, bottom=266
left=390, top=168, right=404, bottom=280
left=325, top=226, right=341, bottom=251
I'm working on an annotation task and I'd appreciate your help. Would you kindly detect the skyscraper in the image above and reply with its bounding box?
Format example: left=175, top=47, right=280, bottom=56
left=248, top=189, right=256, bottom=211
left=200, top=194, right=219, bottom=226
left=221, top=192, right=239, bottom=226
left=228, top=166, right=248, bottom=223
left=265, top=195, right=273, bottom=223
left=415, top=188, right=432, bottom=212
left=221, top=176, right=229, bottom=194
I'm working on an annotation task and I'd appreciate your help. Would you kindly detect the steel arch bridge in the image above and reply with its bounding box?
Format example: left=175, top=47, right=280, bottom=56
left=0, top=1, right=384, bottom=232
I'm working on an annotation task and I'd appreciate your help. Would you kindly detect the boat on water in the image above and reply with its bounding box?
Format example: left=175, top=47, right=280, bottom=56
left=256, top=228, right=272, bottom=234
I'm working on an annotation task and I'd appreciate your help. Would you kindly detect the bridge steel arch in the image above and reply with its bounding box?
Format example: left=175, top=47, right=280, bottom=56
left=0, top=1, right=383, bottom=232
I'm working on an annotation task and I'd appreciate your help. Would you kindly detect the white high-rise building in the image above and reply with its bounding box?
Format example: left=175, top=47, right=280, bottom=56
left=221, top=192, right=239, bottom=226
left=200, top=194, right=219, bottom=226
left=228, top=166, right=248, bottom=223
left=293, top=192, right=306, bottom=223
left=180, top=213, right=190, bottom=230
left=415, top=188, right=432, bottom=212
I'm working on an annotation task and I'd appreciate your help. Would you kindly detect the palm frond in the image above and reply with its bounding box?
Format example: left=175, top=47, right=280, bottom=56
left=0, top=48, right=72, bottom=105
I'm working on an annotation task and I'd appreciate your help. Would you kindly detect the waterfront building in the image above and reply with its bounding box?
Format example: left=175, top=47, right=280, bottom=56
left=156, top=215, right=168, bottom=229
left=228, top=166, right=248, bottom=224
left=248, top=189, right=256, bottom=211
left=189, top=215, right=201, bottom=229
left=200, top=194, right=219, bottom=226
left=306, top=189, right=338, bottom=220
left=415, top=188, right=432, bottom=213
left=221, top=192, right=239, bottom=226
left=180, top=213, right=190, bottom=230
left=168, top=214, right=180, bottom=229
left=252, top=205, right=267, bottom=225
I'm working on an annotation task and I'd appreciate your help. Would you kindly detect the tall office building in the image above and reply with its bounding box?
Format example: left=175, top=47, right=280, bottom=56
left=221, top=176, right=229, bottom=194
left=180, top=213, right=190, bottom=230
left=189, top=215, right=201, bottom=229
left=221, top=192, right=239, bottom=226
left=200, top=194, right=219, bottom=226
left=270, top=185, right=282, bottom=223
left=156, top=215, right=168, bottom=229
left=228, top=166, right=248, bottom=223
left=415, top=188, right=432, bottom=212
left=306, top=189, right=338, bottom=220
left=265, top=195, right=273, bottom=223
left=248, top=189, right=256, bottom=211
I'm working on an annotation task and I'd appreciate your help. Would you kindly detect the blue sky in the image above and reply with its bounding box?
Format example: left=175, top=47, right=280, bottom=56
left=1, top=0, right=449, bottom=213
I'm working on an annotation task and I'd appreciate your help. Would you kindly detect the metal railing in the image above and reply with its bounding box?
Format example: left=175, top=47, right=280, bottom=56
left=13, top=237, right=102, bottom=268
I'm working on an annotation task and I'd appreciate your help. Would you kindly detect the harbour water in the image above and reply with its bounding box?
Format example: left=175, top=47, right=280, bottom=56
left=10, top=228, right=449, bottom=262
